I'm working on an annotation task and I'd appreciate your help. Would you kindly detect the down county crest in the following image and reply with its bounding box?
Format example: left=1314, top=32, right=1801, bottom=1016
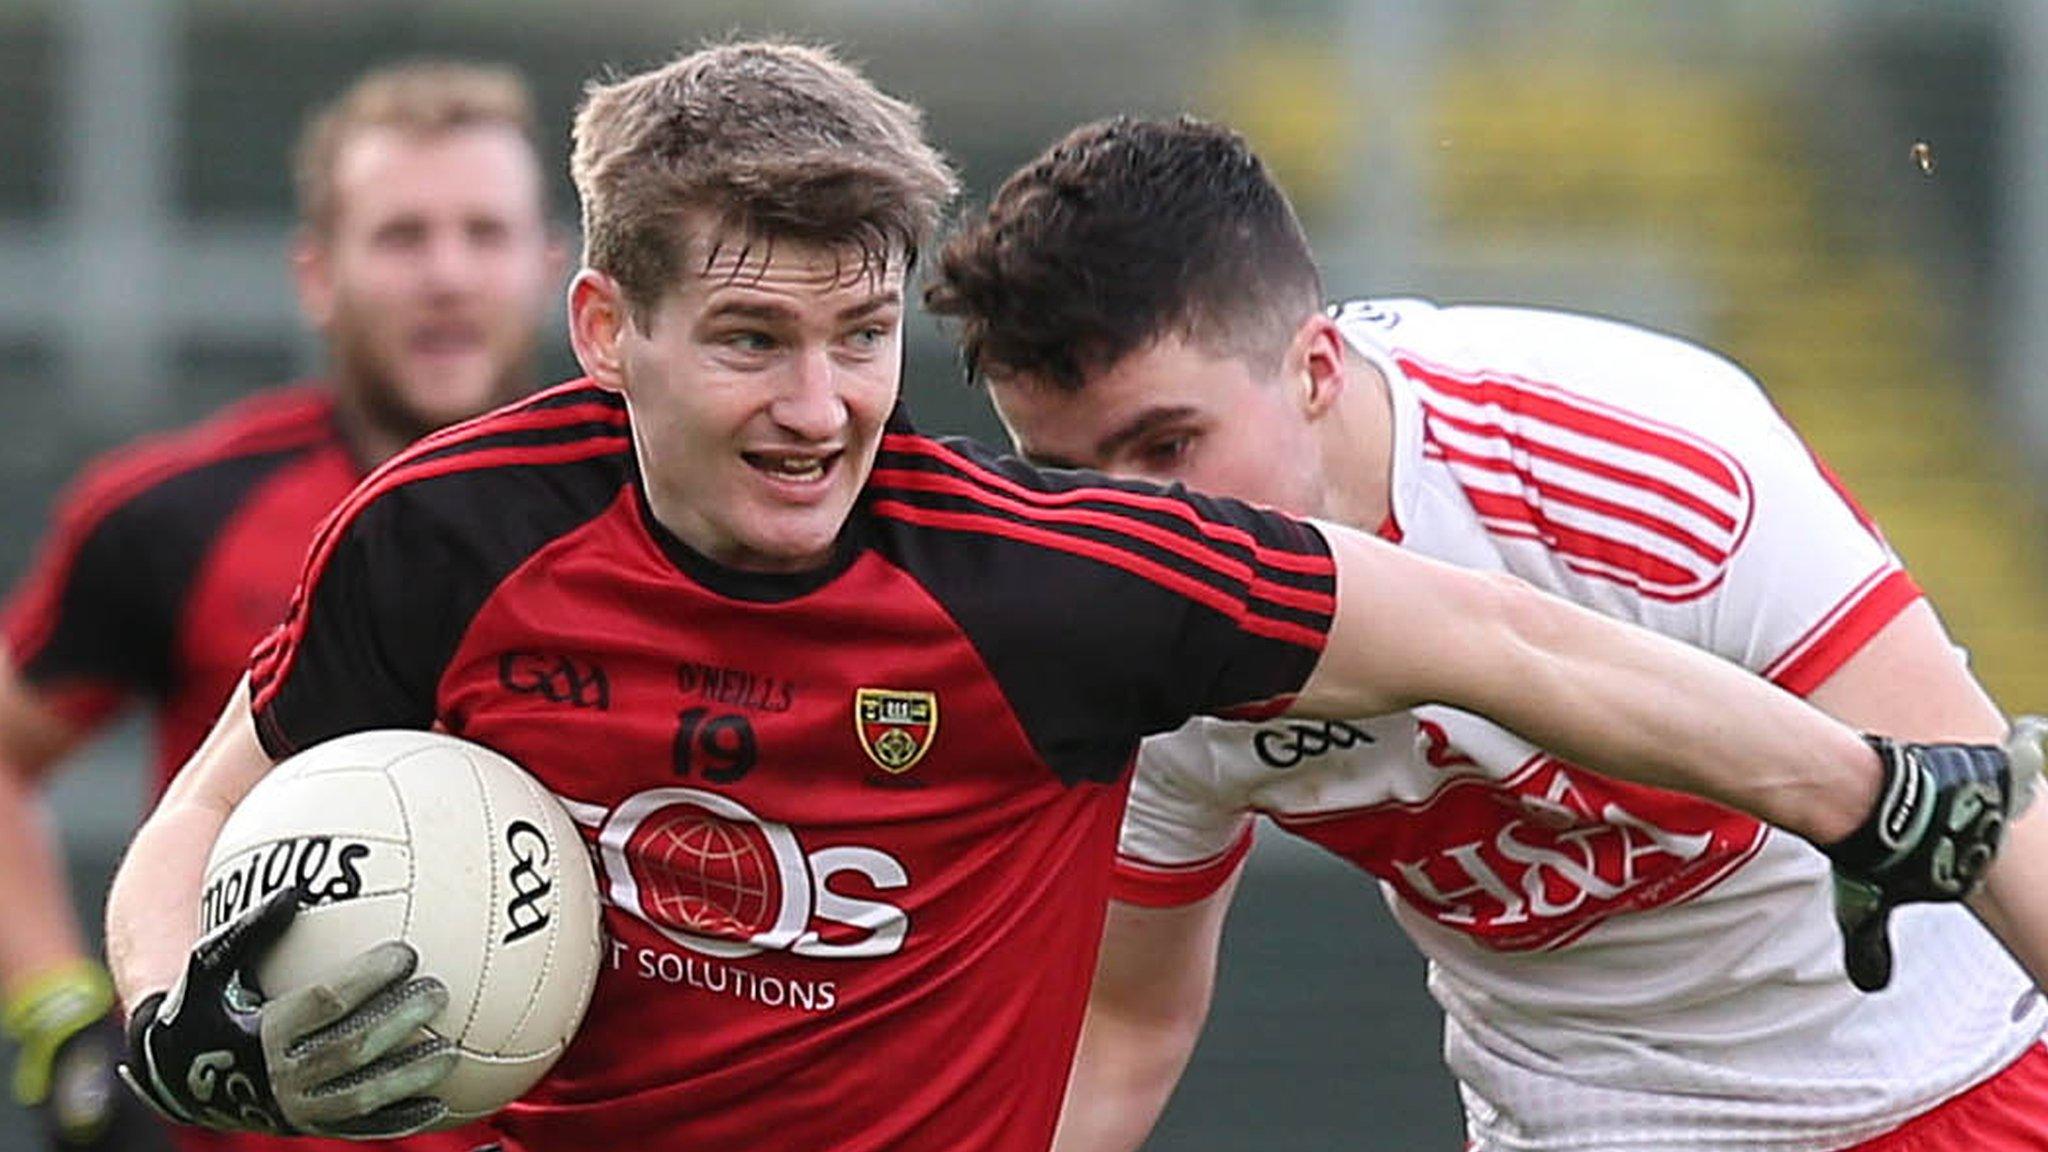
left=855, top=688, right=938, bottom=774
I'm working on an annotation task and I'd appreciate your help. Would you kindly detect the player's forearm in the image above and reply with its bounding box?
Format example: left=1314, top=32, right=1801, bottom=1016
left=1053, top=1010, right=1201, bottom=1152
left=1055, top=894, right=1232, bottom=1152
left=1299, top=533, right=1882, bottom=843
left=105, top=798, right=224, bottom=1006
left=1457, top=575, right=1878, bottom=843
left=0, top=763, right=94, bottom=996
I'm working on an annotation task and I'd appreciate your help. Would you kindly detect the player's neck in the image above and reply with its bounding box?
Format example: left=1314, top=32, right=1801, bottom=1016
left=327, top=392, right=412, bottom=472
left=1315, top=348, right=1396, bottom=534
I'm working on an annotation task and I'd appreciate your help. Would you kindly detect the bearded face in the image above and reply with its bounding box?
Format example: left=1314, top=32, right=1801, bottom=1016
left=300, top=124, right=561, bottom=448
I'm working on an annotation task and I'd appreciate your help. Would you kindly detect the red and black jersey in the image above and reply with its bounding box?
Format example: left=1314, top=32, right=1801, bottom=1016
left=1, top=385, right=492, bottom=1152
left=2, top=386, right=357, bottom=794
left=248, top=379, right=1337, bottom=1152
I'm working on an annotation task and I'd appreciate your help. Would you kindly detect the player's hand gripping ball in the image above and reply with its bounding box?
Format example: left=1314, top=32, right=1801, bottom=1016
left=125, top=731, right=603, bottom=1134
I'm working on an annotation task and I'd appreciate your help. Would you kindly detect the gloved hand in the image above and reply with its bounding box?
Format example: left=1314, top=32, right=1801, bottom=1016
left=118, top=884, right=458, bottom=1138
left=1826, top=717, right=2045, bottom=992
left=5, top=960, right=168, bottom=1149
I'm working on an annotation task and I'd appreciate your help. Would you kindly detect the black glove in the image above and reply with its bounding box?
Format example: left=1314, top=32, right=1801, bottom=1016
left=5, top=962, right=169, bottom=1150
left=118, top=885, right=458, bottom=1138
left=1823, top=718, right=2044, bottom=992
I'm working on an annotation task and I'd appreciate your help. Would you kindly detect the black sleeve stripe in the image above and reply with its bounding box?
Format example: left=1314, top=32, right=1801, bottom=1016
left=872, top=434, right=1334, bottom=634
left=878, top=434, right=1335, bottom=579
left=867, top=470, right=1334, bottom=634
left=870, top=498, right=1328, bottom=651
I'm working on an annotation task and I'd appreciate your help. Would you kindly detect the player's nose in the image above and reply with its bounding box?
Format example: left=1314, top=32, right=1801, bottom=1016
left=769, top=346, right=849, bottom=439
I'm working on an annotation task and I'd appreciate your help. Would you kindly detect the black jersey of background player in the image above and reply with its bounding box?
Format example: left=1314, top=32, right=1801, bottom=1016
left=1, top=385, right=493, bottom=1152
left=1, top=387, right=357, bottom=796
left=246, top=379, right=1336, bottom=1152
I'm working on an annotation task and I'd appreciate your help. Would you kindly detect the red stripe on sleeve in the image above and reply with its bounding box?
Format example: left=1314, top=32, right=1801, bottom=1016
left=248, top=427, right=630, bottom=715
left=1111, top=822, right=1255, bottom=907
left=5, top=394, right=334, bottom=666
left=1765, top=568, right=1922, bottom=697
left=882, top=436, right=1337, bottom=578
left=868, top=500, right=1328, bottom=650
left=1459, top=489, right=1704, bottom=588
left=1423, top=411, right=1739, bottom=532
left=870, top=468, right=1334, bottom=617
left=1403, top=358, right=1743, bottom=496
left=1427, top=442, right=1730, bottom=562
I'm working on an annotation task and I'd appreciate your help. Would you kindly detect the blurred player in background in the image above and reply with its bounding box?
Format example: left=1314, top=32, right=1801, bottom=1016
left=0, top=60, right=563, bottom=1151
left=98, top=40, right=2042, bottom=1152
left=926, top=114, right=2048, bottom=1152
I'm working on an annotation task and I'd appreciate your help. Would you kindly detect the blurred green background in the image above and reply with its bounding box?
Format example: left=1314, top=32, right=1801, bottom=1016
left=6, top=1, right=2048, bottom=1147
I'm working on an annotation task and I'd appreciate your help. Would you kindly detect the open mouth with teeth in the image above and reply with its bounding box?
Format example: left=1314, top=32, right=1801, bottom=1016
left=743, top=451, right=839, bottom=484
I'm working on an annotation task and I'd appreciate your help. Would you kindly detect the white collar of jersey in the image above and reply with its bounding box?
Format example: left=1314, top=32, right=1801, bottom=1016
left=1335, top=307, right=1427, bottom=541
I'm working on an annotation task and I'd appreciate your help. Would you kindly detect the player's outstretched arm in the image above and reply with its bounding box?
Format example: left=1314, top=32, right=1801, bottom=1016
left=1292, top=524, right=1881, bottom=839
left=1053, top=876, right=1242, bottom=1152
left=1291, top=523, right=2034, bottom=991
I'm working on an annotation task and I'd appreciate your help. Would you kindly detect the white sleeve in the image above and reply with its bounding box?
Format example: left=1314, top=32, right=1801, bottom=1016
left=1689, top=388, right=1917, bottom=691
left=1432, top=314, right=1920, bottom=689
left=1112, top=724, right=1257, bottom=908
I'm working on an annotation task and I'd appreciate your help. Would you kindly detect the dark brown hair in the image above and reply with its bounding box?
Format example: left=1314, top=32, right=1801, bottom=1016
left=572, top=40, right=959, bottom=326
left=926, top=115, right=1322, bottom=390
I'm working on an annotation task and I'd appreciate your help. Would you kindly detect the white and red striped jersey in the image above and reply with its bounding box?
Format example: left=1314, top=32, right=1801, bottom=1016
left=1116, top=299, right=2043, bottom=1151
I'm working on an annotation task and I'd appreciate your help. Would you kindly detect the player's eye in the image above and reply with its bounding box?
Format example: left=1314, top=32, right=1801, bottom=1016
left=1136, top=434, right=1195, bottom=471
left=722, top=330, right=777, bottom=353
left=467, top=218, right=511, bottom=247
left=844, top=325, right=890, bottom=352
left=371, top=220, right=428, bottom=250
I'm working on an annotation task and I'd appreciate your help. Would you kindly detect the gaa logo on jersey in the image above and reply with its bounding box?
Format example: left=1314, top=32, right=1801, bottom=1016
left=571, top=787, right=911, bottom=961
left=855, top=688, right=937, bottom=773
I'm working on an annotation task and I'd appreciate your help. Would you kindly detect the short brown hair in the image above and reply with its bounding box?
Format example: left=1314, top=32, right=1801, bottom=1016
left=926, top=115, right=1323, bottom=391
left=571, top=39, right=959, bottom=325
left=294, top=60, right=543, bottom=234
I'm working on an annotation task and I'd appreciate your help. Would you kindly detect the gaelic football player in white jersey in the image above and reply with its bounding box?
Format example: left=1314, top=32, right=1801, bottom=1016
left=926, top=115, right=2048, bottom=1151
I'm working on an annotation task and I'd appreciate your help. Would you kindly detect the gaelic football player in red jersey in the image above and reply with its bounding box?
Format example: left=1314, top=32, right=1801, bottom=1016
left=926, top=116, right=2048, bottom=1152
left=0, top=62, right=562, bottom=1152
left=100, top=40, right=2040, bottom=1152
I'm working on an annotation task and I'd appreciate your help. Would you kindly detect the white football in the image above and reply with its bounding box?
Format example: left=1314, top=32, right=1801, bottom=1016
left=200, top=729, right=603, bottom=1127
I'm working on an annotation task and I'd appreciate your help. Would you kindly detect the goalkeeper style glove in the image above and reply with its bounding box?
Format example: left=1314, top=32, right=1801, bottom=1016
left=1823, top=717, right=2046, bottom=992
left=118, top=884, right=458, bottom=1139
left=5, top=960, right=166, bottom=1150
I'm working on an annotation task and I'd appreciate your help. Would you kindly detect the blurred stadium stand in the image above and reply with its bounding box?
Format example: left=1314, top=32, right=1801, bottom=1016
left=2, top=2, right=2043, bottom=1148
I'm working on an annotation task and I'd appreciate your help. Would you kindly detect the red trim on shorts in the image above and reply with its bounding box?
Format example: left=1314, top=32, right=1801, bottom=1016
left=1110, top=822, right=1255, bottom=907
left=1844, top=1041, right=2048, bottom=1150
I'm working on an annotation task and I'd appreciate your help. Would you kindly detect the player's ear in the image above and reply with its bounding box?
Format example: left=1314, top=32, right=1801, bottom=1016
left=1289, top=314, right=1347, bottom=419
left=291, top=228, right=336, bottom=332
left=568, top=269, right=630, bottom=392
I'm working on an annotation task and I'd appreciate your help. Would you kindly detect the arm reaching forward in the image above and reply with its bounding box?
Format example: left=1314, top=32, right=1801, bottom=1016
left=1290, top=523, right=2039, bottom=985
left=1291, top=524, right=1881, bottom=838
